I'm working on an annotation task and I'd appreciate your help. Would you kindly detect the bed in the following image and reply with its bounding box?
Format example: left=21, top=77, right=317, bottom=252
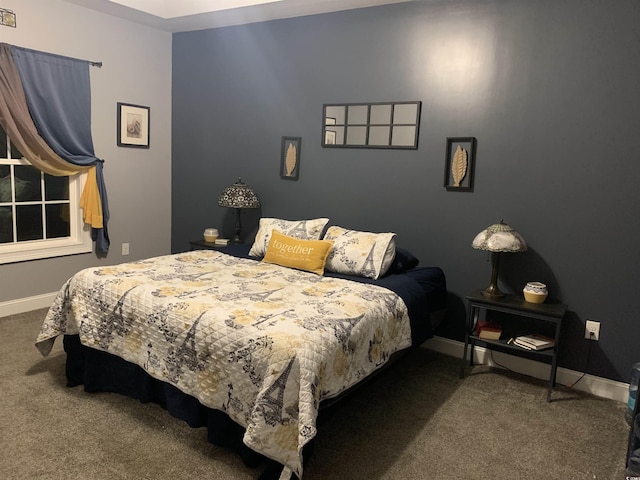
left=36, top=220, right=446, bottom=479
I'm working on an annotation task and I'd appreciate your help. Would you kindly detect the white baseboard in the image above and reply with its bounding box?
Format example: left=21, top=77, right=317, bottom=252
left=0, top=293, right=56, bottom=318
left=423, top=336, right=628, bottom=404
left=1, top=297, right=628, bottom=405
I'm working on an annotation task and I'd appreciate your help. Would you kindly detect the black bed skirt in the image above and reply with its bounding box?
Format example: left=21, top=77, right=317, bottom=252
left=62, top=335, right=298, bottom=477
left=61, top=323, right=434, bottom=479
left=61, top=332, right=425, bottom=479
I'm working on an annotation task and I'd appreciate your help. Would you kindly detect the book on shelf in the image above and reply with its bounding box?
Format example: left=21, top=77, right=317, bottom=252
left=514, top=334, right=555, bottom=350
left=476, top=320, right=502, bottom=340
left=479, top=327, right=502, bottom=340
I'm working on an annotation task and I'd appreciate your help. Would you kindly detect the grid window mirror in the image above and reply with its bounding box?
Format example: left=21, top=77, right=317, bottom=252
left=0, top=127, right=91, bottom=264
left=322, top=101, right=421, bottom=149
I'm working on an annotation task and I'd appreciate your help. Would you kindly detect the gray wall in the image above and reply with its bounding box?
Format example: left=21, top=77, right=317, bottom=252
left=172, top=0, right=640, bottom=382
left=0, top=0, right=172, bottom=303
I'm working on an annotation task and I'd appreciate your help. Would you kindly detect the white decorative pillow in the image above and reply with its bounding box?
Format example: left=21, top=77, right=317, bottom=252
left=248, top=217, right=330, bottom=258
left=323, top=226, right=397, bottom=279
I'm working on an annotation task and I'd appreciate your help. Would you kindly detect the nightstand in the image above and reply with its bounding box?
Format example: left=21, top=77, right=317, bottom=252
left=459, top=289, right=567, bottom=402
left=189, top=239, right=230, bottom=250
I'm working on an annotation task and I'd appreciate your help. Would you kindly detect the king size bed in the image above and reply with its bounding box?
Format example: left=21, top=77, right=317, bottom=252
left=35, top=219, right=446, bottom=479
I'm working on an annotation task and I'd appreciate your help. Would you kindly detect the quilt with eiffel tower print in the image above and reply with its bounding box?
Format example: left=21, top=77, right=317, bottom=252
left=36, top=249, right=412, bottom=478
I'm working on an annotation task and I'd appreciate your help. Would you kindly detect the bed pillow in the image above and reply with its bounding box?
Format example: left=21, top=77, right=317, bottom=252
left=248, top=217, right=330, bottom=258
left=262, top=230, right=333, bottom=275
left=323, top=226, right=397, bottom=279
left=387, top=247, right=420, bottom=274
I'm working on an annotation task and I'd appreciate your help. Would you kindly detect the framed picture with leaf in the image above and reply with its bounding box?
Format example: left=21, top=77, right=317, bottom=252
left=444, top=137, right=476, bottom=191
left=280, top=136, right=301, bottom=180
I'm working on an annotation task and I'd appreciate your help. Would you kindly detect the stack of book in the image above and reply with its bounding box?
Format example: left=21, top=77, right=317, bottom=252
left=476, top=321, right=502, bottom=340
left=514, top=334, right=555, bottom=350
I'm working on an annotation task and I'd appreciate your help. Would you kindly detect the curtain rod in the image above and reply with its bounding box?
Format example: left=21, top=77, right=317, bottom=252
left=4, top=43, right=102, bottom=68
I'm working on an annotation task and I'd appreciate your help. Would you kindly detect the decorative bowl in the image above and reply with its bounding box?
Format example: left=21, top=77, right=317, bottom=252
left=523, top=282, right=548, bottom=304
left=203, top=228, right=219, bottom=243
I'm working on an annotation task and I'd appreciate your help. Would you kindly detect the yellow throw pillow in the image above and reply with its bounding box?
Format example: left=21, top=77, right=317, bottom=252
left=248, top=217, right=330, bottom=258
left=262, top=230, right=333, bottom=275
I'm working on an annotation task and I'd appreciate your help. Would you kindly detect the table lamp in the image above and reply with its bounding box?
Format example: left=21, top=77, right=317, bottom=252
left=472, top=220, right=527, bottom=299
left=218, top=177, right=260, bottom=244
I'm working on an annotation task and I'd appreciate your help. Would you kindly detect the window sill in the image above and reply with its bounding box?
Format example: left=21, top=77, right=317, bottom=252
left=0, top=235, right=92, bottom=264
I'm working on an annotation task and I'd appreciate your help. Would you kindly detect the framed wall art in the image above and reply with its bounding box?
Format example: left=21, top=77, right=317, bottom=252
left=117, top=102, right=150, bottom=148
left=280, top=136, right=301, bottom=180
left=444, top=137, right=476, bottom=191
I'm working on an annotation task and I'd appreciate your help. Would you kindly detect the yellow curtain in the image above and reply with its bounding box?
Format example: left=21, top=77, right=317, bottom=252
left=79, top=166, right=103, bottom=228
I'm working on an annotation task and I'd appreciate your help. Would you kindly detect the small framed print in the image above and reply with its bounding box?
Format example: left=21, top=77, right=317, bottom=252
left=0, top=8, right=17, bottom=27
left=444, top=137, right=476, bottom=191
left=280, top=136, right=301, bottom=180
left=117, top=102, right=150, bottom=148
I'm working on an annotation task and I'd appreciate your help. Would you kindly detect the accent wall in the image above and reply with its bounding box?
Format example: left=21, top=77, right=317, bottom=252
left=171, top=0, right=640, bottom=383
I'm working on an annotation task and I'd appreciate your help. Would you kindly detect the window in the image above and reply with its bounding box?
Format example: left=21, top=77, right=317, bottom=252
left=0, top=127, right=91, bottom=264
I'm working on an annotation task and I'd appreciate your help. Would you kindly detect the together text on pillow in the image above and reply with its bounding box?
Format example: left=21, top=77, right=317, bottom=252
left=262, top=230, right=334, bottom=275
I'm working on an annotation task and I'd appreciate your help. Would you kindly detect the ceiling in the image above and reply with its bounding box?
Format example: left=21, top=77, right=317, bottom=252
left=63, top=0, right=413, bottom=32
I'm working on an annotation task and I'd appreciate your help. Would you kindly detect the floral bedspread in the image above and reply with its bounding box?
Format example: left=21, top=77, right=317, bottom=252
left=36, top=250, right=411, bottom=478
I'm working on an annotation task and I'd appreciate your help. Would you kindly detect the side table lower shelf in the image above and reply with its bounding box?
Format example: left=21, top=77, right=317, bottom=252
left=459, top=290, right=567, bottom=402
left=465, top=336, right=556, bottom=361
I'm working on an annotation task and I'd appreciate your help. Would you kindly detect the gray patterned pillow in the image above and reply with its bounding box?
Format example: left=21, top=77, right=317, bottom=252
left=323, top=226, right=396, bottom=279
left=248, top=217, right=330, bottom=258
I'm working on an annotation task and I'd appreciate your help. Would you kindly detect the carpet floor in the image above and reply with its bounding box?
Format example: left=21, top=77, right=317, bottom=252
left=0, top=308, right=629, bottom=480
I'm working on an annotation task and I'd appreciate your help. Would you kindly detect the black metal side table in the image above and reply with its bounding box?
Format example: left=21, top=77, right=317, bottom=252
left=189, top=239, right=230, bottom=250
left=459, top=289, right=567, bottom=402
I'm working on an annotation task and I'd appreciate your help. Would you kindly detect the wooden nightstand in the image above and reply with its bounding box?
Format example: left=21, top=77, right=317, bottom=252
left=459, top=289, right=567, bottom=401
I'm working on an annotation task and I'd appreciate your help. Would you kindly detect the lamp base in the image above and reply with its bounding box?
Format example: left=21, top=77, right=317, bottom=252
left=233, top=208, right=243, bottom=244
left=481, top=251, right=504, bottom=300
left=481, top=287, right=504, bottom=300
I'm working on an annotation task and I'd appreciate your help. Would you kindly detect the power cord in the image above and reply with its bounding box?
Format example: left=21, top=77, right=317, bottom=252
left=565, top=331, right=594, bottom=388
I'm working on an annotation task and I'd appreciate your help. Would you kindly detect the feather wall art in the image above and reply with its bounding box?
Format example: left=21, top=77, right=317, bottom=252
left=285, top=143, right=297, bottom=177
left=451, top=145, right=468, bottom=187
left=280, top=137, right=301, bottom=180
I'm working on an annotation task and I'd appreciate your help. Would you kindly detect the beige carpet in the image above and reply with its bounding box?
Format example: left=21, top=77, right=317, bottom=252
left=0, top=309, right=629, bottom=480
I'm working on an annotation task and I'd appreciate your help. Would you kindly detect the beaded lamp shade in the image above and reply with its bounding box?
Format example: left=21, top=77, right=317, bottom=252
left=218, top=177, right=260, bottom=209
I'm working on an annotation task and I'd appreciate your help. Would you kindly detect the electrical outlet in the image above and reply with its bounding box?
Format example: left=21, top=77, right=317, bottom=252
left=122, top=242, right=130, bottom=256
left=585, top=320, right=600, bottom=340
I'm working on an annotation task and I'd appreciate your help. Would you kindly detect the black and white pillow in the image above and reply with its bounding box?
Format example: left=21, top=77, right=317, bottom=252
left=323, top=226, right=396, bottom=279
